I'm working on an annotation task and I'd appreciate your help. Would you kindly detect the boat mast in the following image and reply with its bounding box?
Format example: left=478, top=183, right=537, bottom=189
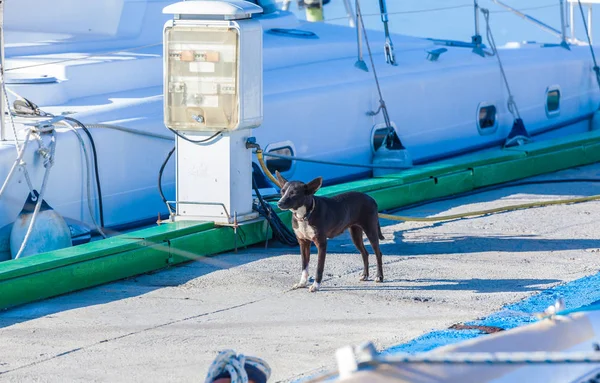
left=472, top=0, right=484, bottom=56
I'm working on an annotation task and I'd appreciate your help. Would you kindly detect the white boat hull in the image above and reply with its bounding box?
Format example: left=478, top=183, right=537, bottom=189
left=333, top=311, right=600, bottom=383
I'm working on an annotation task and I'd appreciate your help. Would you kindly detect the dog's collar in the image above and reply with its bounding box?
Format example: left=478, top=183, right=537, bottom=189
left=295, top=198, right=316, bottom=221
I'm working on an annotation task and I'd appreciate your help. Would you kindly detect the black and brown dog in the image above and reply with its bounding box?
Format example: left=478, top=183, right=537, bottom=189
left=275, top=171, right=385, bottom=292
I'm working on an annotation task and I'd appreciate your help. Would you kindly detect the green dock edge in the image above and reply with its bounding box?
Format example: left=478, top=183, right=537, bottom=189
left=2, top=129, right=600, bottom=310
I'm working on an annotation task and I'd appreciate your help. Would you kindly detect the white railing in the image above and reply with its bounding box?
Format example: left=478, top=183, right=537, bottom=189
left=569, top=0, right=596, bottom=43
left=492, top=0, right=571, bottom=48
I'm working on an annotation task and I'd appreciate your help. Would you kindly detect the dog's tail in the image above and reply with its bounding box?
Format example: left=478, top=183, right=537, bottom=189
left=378, top=221, right=385, bottom=240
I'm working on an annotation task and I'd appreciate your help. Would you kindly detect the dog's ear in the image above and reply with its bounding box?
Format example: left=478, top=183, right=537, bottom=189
left=275, top=170, right=288, bottom=187
left=305, top=177, right=323, bottom=195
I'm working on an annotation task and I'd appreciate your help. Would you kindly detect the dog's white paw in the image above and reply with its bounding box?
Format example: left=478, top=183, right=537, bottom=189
left=292, top=270, right=309, bottom=290
left=309, top=282, right=320, bottom=293
left=292, top=281, right=308, bottom=290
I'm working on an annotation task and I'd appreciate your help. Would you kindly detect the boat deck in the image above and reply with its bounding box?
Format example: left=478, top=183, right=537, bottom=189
left=2, top=163, right=600, bottom=382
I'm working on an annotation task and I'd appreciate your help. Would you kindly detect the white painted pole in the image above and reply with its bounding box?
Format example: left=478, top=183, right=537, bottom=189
left=342, top=0, right=355, bottom=27
left=560, top=0, right=567, bottom=44
left=588, top=5, right=593, bottom=44
left=570, top=2, right=575, bottom=40
left=474, top=0, right=480, bottom=39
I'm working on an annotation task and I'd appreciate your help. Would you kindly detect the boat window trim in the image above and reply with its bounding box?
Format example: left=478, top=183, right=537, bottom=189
left=476, top=102, right=498, bottom=135
left=545, top=85, right=561, bottom=118
left=265, top=141, right=296, bottom=176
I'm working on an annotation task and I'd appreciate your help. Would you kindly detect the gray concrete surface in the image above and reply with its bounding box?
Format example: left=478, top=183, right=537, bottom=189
left=2, top=164, right=600, bottom=382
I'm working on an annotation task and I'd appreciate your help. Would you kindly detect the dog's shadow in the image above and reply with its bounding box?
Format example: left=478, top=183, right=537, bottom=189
left=382, top=233, right=600, bottom=255
left=328, top=229, right=600, bottom=256
left=320, top=277, right=561, bottom=293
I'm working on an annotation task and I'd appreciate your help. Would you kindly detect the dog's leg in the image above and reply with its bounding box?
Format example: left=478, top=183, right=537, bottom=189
left=365, top=225, right=384, bottom=283
left=310, top=237, right=327, bottom=292
left=349, top=225, right=369, bottom=281
left=293, top=239, right=311, bottom=289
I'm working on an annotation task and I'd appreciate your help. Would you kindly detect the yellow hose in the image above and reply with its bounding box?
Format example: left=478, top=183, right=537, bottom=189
left=255, top=146, right=600, bottom=222
left=256, top=149, right=281, bottom=187
left=379, top=194, right=600, bottom=222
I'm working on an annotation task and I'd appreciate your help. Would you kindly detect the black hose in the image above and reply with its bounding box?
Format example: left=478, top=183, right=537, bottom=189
left=159, top=146, right=176, bottom=210
left=64, top=117, right=105, bottom=229
left=157, top=148, right=298, bottom=246
left=252, top=174, right=298, bottom=247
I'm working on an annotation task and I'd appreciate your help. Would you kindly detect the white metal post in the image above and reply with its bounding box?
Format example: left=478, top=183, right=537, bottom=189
left=589, top=5, right=593, bottom=43
left=342, top=0, right=355, bottom=27
left=472, top=0, right=485, bottom=56
left=474, top=0, right=480, bottom=39
left=560, top=0, right=569, bottom=47
left=354, top=0, right=367, bottom=71
left=570, top=1, right=575, bottom=39
left=176, top=130, right=256, bottom=223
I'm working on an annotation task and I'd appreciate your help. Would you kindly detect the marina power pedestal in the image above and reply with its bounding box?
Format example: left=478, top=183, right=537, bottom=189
left=163, top=0, right=263, bottom=224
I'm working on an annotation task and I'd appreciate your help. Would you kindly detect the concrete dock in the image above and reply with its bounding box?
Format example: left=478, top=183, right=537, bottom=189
left=2, top=164, right=600, bottom=382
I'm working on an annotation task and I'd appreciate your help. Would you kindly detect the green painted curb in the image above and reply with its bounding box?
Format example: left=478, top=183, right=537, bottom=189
left=1, top=129, right=600, bottom=310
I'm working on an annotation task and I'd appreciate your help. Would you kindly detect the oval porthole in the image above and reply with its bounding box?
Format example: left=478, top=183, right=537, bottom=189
left=476, top=102, right=498, bottom=135
left=265, top=141, right=296, bottom=176
left=546, top=86, right=560, bottom=118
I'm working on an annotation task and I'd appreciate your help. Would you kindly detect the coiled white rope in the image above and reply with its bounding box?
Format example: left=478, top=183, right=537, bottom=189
left=204, top=350, right=271, bottom=383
